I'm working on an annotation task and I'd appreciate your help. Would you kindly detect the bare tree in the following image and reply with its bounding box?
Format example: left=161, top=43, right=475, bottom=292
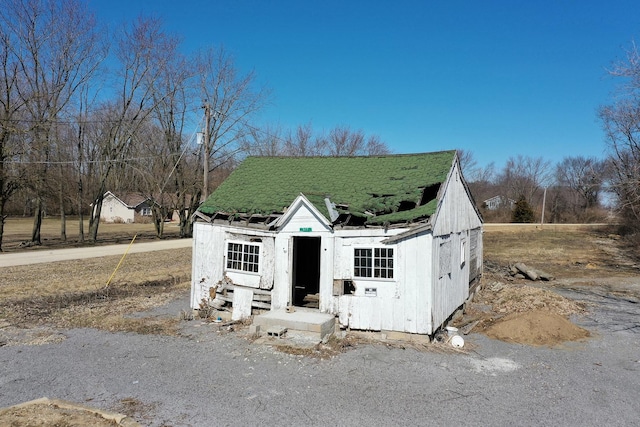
left=457, top=149, right=479, bottom=179
left=133, top=38, right=197, bottom=238
left=600, top=41, right=640, bottom=230
left=240, top=122, right=390, bottom=158
left=497, top=155, right=552, bottom=206
left=0, top=12, right=25, bottom=251
left=1, top=0, right=104, bottom=245
left=323, top=125, right=389, bottom=156
left=285, top=123, right=324, bottom=156
left=87, top=16, right=177, bottom=242
left=555, top=156, right=606, bottom=216
left=240, top=124, right=286, bottom=156
left=198, top=47, right=270, bottom=200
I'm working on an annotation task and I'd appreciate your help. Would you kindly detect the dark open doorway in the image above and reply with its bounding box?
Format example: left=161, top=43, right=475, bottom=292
left=292, top=236, right=321, bottom=308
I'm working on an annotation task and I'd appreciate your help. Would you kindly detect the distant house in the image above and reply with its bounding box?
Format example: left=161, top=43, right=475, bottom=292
left=191, top=151, right=483, bottom=336
left=483, top=195, right=515, bottom=211
left=100, top=191, right=154, bottom=223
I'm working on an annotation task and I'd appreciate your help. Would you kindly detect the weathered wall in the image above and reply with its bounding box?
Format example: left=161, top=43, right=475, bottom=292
left=432, top=161, right=482, bottom=236
left=190, top=222, right=276, bottom=308
left=430, top=159, right=483, bottom=330
left=335, top=229, right=433, bottom=334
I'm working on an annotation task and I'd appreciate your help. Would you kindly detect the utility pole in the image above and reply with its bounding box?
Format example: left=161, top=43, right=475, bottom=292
left=202, top=101, right=210, bottom=202
left=540, top=186, right=547, bottom=228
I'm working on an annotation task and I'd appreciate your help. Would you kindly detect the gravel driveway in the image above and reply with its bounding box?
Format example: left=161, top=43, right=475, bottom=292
left=1, top=288, right=639, bottom=427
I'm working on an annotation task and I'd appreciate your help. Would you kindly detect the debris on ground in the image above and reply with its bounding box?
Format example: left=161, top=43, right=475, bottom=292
left=485, top=260, right=555, bottom=281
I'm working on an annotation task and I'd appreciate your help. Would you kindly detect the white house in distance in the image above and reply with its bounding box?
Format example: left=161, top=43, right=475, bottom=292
left=100, top=191, right=153, bottom=223
left=191, top=150, right=483, bottom=336
left=483, top=195, right=515, bottom=211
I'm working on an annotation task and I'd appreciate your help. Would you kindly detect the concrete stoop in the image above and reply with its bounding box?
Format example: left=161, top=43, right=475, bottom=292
left=251, top=309, right=335, bottom=341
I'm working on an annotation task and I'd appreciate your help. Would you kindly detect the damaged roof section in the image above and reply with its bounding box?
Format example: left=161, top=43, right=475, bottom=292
left=197, top=151, right=456, bottom=227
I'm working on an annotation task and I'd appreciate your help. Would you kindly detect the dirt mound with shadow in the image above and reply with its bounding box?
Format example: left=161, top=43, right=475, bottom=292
left=484, top=310, right=590, bottom=346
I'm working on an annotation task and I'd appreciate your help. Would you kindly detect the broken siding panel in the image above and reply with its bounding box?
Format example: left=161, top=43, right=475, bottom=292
left=191, top=223, right=226, bottom=308
left=272, top=234, right=290, bottom=309
left=411, top=233, right=434, bottom=334
left=318, top=236, right=336, bottom=313
left=338, top=295, right=351, bottom=327
left=231, top=287, right=254, bottom=321
left=400, top=238, right=418, bottom=334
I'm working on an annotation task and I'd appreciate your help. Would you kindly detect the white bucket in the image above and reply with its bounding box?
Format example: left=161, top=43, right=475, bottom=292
left=445, top=326, right=459, bottom=337
left=451, top=335, right=465, bottom=348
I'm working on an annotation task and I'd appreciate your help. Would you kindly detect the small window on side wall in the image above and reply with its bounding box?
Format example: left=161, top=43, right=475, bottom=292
left=354, top=247, right=394, bottom=279
left=226, top=241, right=260, bottom=273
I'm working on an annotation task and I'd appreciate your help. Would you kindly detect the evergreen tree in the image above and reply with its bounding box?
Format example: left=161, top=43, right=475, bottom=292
left=511, top=195, right=535, bottom=223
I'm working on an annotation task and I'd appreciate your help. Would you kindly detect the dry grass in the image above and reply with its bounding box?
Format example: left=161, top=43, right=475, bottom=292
left=0, top=247, right=191, bottom=335
left=483, top=225, right=638, bottom=279
left=1, top=217, right=181, bottom=252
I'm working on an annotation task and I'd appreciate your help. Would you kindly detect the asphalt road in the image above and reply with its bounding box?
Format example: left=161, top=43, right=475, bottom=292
left=0, top=239, right=192, bottom=267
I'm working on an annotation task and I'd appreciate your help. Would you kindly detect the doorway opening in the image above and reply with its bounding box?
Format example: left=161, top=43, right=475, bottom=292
left=292, top=236, right=321, bottom=308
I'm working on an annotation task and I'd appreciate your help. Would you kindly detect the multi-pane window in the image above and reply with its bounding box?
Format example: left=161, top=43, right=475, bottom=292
left=226, top=242, right=260, bottom=273
left=354, top=247, right=394, bottom=279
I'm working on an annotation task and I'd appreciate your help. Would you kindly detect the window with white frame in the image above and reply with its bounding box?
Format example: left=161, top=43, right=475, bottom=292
left=141, top=207, right=152, bottom=216
left=354, top=247, right=394, bottom=279
left=226, top=241, right=260, bottom=273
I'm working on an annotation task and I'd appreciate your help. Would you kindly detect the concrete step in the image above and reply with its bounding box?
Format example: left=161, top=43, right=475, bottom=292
left=252, top=309, right=335, bottom=341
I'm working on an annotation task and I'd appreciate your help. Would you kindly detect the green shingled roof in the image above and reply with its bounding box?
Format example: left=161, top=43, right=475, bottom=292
left=198, top=150, right=456, bottom=225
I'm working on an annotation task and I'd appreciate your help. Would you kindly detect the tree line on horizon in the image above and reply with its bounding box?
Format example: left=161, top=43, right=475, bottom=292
left=1, top=0, right=639, bottom=251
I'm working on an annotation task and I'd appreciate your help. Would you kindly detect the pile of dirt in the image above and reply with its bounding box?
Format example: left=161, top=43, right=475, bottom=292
left=0, top=398, right=139, bottom=426
left=485, top=310, right=590, bottom=346
left=460, top=281, right=590, bottom=346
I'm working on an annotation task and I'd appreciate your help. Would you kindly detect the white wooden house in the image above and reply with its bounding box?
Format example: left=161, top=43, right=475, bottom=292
left=100, top=191, right=153, bottom=223
left=191, top=151, right=483, bottom=335
left=483, top=195, right=515, bottom=211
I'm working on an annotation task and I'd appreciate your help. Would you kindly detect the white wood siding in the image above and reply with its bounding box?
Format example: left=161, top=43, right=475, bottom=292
left=191, top=222, right=276, bottom=308
left=432, top=161, right=482, bottom=236
left=273, top=199, right=333, bottom=310
left=431, top=232, right=470, bottom=330
left=101, top=195, right=134, bottom=223
left=334, top=229, right=435, bottom=334
left=191, top=222, right=225, bottom=307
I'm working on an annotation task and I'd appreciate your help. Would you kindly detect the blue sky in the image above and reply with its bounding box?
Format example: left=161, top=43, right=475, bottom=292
left=91, top=1, right=639, bottom=169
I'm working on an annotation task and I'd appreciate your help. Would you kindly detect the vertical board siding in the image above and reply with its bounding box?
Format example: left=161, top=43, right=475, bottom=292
left=431, top=231, right=470, bottom=330
left=433, top=162, right=482, bottom=236
left=191, top=222, right=225, bottom=307
left=333, top=230, right=432, bottom=334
